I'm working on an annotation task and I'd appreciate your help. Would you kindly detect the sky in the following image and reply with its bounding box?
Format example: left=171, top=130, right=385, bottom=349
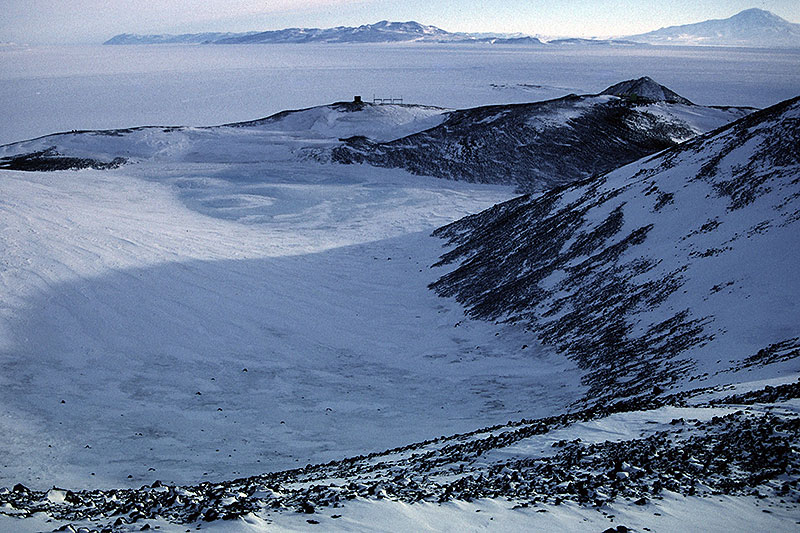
left=1, top=0, right=799, bottom=44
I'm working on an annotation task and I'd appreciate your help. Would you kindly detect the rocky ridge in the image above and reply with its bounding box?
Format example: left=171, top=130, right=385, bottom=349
left=0, top=148, right=127, bottom=171
left=331, top=81, right=752, bottom=191
left=0, top=101, right=450, bottom=169
left=429, top=95, right=800, bottom=403
left=0, top=80, right=750, bottom=184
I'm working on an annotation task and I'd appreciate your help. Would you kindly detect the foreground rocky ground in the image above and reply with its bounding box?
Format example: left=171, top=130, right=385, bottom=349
left=2, top=380, right=798, bottom=532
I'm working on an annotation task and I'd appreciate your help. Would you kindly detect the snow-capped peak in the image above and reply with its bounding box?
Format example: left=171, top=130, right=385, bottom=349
left=626, top=8, right=800, bottom=47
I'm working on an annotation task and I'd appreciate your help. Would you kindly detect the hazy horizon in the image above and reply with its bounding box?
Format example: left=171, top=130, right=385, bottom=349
left=2, top=43, right=798, bottom=146
left=2, top=1, right=799, bottom=45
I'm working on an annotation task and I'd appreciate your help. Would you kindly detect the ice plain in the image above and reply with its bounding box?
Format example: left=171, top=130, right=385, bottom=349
left=2, top=43, right=800, bottom=144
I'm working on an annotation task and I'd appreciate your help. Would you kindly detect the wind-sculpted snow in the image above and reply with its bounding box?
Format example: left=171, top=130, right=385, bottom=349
left=332, top=89, right=752, bottom=191
left=430, top=96, right=800, bottom=403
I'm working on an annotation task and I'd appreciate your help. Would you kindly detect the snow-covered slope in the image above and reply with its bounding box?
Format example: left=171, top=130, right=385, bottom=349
left=0, top=101, right=449, bottom=169
left=627, top=8, right=800, bottom=48
left=430, top=96, right=800, bottom=403
left=0, top=92, right=591, bottom=495
left=226, top=101, right=449, bottom=140
left=0, top=81, right=751, bottom=188
left=3, top=376, right=799, bottom=532
left=332, top=80, right=753, bottom=191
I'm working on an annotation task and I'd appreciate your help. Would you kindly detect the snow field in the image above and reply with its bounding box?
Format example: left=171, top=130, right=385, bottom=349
left=256, top=491, right=800, bottom=533
left=0, top=160, right=584, bottom=491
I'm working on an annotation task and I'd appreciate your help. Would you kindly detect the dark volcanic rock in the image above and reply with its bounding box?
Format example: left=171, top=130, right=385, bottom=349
left=332, top=95, right=686, bottom=191
left=0, top=148, right=127, bottom=171
left=601, top=76, right=693, bottom=104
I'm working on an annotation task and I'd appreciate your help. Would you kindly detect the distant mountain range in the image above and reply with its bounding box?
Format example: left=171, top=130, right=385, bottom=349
left=103, top=31, right=263, bottom=45
left=104, top=20, right=544, bottom=46
left=105, top=9, right=800, bottom=48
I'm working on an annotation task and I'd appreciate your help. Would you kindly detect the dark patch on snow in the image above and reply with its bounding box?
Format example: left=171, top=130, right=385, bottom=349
left=721, top=337, right=800, bottom=374
left=710, top=379, right=800, bottom=405
left=0, top=148, right=127, bottom=172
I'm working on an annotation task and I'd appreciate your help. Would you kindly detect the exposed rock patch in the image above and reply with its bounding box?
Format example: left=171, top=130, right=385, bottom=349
left=0, top=148, right=127, bottom=171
